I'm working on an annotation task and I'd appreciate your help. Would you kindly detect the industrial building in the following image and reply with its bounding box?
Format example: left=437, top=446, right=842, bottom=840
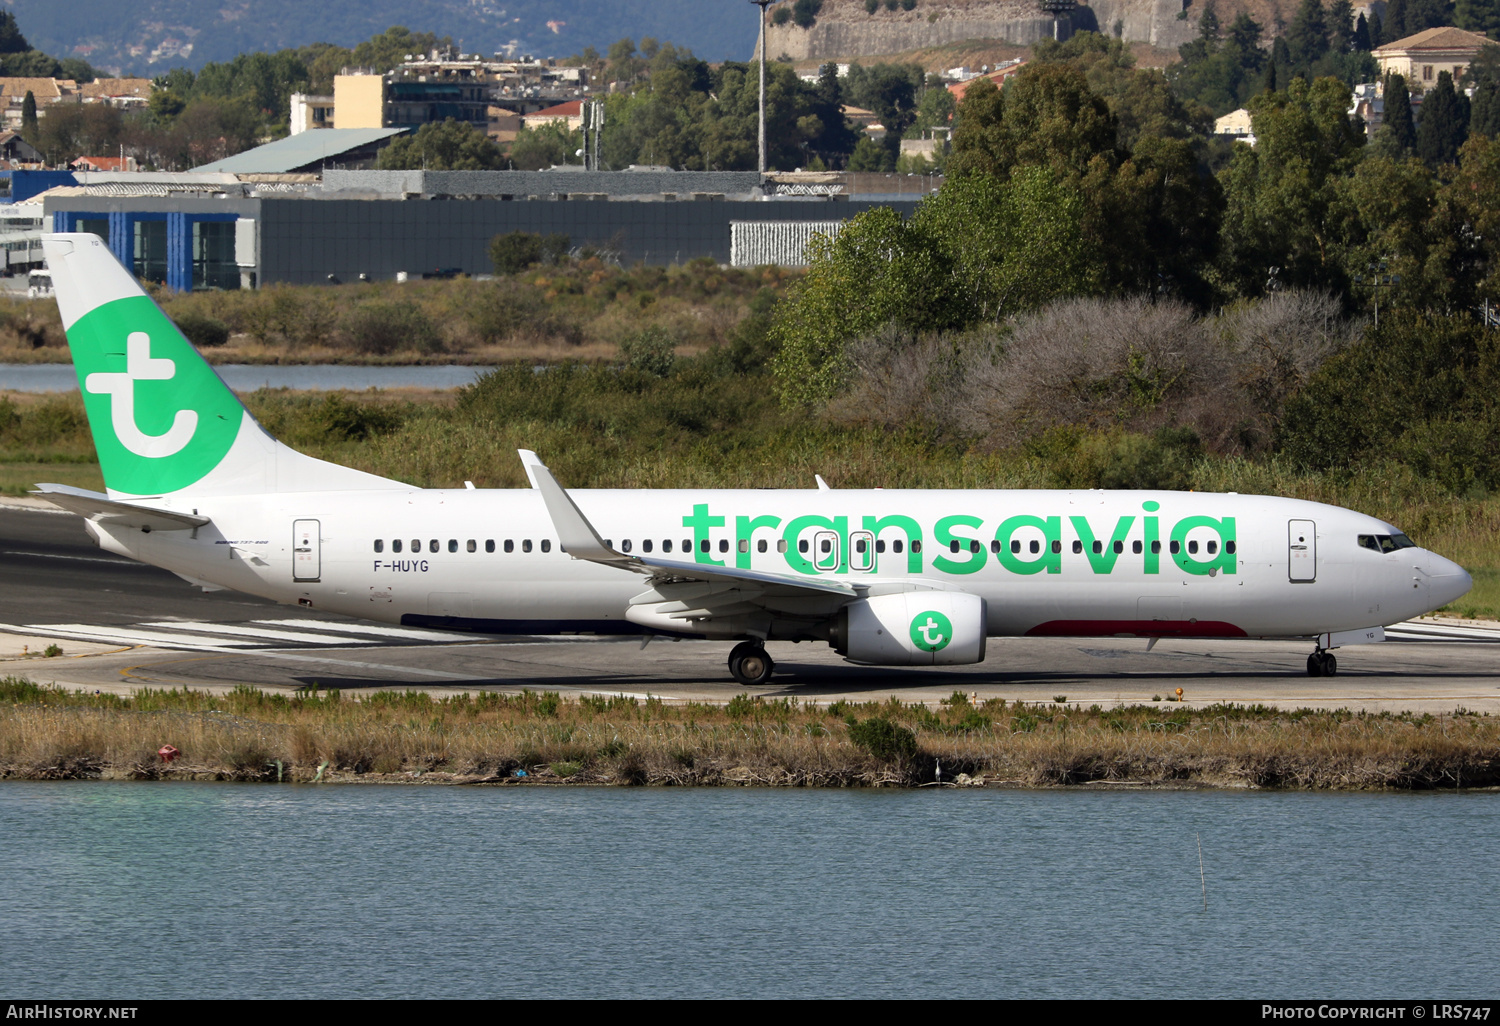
left=32, top=168, right=933, bottom=289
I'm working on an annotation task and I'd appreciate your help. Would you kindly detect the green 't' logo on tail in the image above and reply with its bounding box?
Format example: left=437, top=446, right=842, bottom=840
left=68, top=295, right=241, bottom=495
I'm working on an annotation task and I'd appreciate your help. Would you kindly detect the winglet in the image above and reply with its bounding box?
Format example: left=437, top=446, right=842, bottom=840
left=815, top=474, right=831, bottom=491
left=518, top=449, right=544, bottom=489
left=520, top=450, right=625, bottom=563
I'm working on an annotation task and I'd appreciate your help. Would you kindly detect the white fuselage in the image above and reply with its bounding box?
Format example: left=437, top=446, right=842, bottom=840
left=85, top=487, right=1471, bottom=643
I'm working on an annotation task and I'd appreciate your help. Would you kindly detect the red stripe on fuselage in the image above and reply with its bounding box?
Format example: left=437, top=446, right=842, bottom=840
left=1024, top=620, right=1249, bottom=638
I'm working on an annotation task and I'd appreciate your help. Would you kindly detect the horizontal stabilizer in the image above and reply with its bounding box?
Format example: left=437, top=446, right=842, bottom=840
left=31, top=484, right=209, bottom=532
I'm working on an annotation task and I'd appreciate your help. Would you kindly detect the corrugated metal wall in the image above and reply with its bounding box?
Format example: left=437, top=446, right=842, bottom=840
left=729, top=221, right=845, bottom=268
left=259, top=198, right=911, bottom=283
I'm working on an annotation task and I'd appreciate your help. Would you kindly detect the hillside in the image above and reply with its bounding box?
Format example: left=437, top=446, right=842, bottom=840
left=4, top=0, right=754, bottom=75
left=759, top=0, right=1205, bottom=62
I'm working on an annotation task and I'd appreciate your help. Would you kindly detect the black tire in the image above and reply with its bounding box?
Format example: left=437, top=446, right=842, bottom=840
left=1307, top=653, right=1323, bottom=677
left=1323, top=652, right=1337, bottom=676
left=730, top=646, right=774, bottom=686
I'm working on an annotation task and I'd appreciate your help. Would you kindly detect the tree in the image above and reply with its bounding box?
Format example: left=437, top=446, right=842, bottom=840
left=1218, top=76, right=1367, bottom=296
left=1456, top=0, right=1500, bottom=36
left=1375, top=73, right=1416, bottom=156
left=20, top=90, right=36, bottom=142
left=1384, top=0, right=1409, bottom=41
left=1285, top=0, right=1332, bottom=69
left=350, top=26, right=451, bottom=72
left=1416, top=70, right=1470, bottom=165
left=1470, top=46, right=1500, bottom=134
left=377, top=119, right=505, bottom=171
left=0, top=11, right=28, bottom=54
left=489, top=231, right=569, bottom=274
left=1328, top=0, right=1357, bottom=52
left=1353, top=13, right=1373, bottom=51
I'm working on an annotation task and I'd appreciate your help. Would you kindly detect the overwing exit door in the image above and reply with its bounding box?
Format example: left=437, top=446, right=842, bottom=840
left=293, top=519, right=320, bottom=582
left=1289, top=519, right=1316, bottom=582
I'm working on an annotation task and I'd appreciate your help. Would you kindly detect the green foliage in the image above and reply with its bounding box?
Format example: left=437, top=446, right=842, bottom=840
left=341, top=299, right=443, bottom=356
left=1279, top=312, right=1500, bottom=495
left=171, top=311, right=230, bottom=348
left=1026, top=426, right=1205, bottom=490
left=377, top=119, right=504, bottom=171
left=489, top=231, right=570, bottom=275
left=507, top=121, right=581, bottom=170
left=19, top=90, right=36, bottom=141
left=1416, top=71, right=1470, bottom=167
left=848, top=716, right=918, bottom=761
left=792, top=0, right=824, bottom=29
left=1218, top=77, right=1366, bottom=297
left=620, top=326, right=678, bottom=377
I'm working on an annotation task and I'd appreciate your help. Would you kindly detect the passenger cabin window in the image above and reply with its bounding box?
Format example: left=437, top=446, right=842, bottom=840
left=719, top=540, right=729, bottom=553
left=393, top=539, right=403, bottom=553
left=1151, top=541, right=1161, bottom=554
left=504, top=540, right=514, bottom=553
left=1051, top=540, right=1061, bottom=554
left=622, top=540, right=633, bottom=553
left=1092, top=541, right=1103, bottom=554
left=683, top=540, right=691, bottom=552
left=485, top=540, right=495, bottom=553
left=701, top=540, right=710, bottom=553
left=799, top=540, right=809, bottom=553
left=1132, top=541, right=1142, bottom=554
left=411, top=539, right=420, bottom=552
left=1226, top=541, right=1237, bottom=554
left=467, top=540, right=476, bottom=553
left=1026, top=540, right=1037, bottom=554
left=992, top=540, right=1002, bottom=554
left=911, top=540, right=922, bottom=553
left=1170, top=540, right=1180, bottom=554
left=892, top=540, right=903, bottom=554
left=1207, top=541, right=1218, bottom=554
left=448, top=539, right=458, bottom=553
left=1073, top=540, right=1083, bottom=554
left=740, top=539, right=750, bottom=553
left=374, top=539, right=384, bottom=553
left=777, top=539, right=788, bottom=553
left=664, top=540, right=673, bottom=553
left=522, top=540, right=532, bottom=553
left=541, top=540, right=551, bottom=553
left=429, top=539, right=439, bottom=553
left=1188, top=540, right=1198, bottom=554
left=758, top=540, right=769, bottom=553
left=643, top=540, right=653, bottom=553
left=951, top=540, right=961, bottom=554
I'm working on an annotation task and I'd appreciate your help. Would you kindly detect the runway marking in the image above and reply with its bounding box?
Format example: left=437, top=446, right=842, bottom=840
left=2, top=549, right=143, bottom=566
left=250, top=619, right=490, bottom=642
left=18, top=624, right=260, bottom=652
left=141, top=621, right=384, bottom=647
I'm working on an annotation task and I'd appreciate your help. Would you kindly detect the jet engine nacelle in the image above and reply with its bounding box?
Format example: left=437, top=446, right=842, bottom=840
left=830, top=592, right=988, bottom=666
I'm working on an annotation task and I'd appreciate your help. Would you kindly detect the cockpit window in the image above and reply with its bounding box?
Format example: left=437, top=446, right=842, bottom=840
left=1359, top=533, right=1418, bottom=553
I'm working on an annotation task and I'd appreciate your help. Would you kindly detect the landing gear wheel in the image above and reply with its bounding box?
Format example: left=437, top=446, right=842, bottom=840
left=728, top=642, right=774, bottom=686
left=1307, top=651, right=1338, bottom=676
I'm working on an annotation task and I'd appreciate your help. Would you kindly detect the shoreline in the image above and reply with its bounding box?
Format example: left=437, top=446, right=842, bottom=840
left=5, top=676, right=1497, bottom=791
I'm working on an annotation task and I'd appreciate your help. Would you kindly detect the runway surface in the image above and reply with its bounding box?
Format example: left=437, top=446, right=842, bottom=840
left=3, top=502, right=1499, bottom=711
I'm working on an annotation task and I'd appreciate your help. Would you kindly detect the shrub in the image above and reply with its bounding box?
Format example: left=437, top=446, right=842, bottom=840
left=341, top=300, right=443, bottom=355
left=620, top=327, right=678, bottom=377
left=848, top=716, right=918, bottom=761
left=490, top=231, right=570, bottom=275
left=172, top=311, right=231, bottom=348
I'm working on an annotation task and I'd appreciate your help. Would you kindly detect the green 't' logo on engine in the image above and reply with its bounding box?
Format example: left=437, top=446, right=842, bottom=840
left=910, top=610, right=953, bottom=652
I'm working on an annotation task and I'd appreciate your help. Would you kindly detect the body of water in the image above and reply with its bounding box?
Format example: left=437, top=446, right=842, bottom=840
left=0, top=364, right=496, bottom=393
left=2, top=784, right=1494, bottom=999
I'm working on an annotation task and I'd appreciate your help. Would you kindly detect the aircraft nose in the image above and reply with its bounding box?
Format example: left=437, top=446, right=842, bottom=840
left=1423, top=552, right=1473, bottom=608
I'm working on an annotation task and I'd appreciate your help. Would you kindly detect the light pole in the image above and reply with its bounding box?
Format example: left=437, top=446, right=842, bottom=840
left=750, top=0, right=780, bottom=175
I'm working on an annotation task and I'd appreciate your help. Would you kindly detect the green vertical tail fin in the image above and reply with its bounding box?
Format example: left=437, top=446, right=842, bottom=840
left=42, top=233, right=404, bottom=498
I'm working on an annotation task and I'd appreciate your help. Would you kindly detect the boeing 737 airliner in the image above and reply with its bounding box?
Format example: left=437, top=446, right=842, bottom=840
left=33, top=233, right=1473, bottom=685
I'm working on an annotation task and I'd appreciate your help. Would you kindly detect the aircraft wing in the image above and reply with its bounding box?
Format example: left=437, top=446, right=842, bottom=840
left=31, top=483, right=210, bottom=532
left=521, top=450, right=855, bottom=601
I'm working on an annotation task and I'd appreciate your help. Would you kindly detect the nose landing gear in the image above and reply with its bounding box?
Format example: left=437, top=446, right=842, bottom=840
left=728, top=641, right=775, bottom=686
left=1306, top=650, right=1338, bottom=676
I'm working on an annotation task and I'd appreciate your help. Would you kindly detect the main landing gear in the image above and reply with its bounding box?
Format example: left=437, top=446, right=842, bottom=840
left=729, top=641, right=775, bottom=687
left=1306, top=649, right=1338, bottom=677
